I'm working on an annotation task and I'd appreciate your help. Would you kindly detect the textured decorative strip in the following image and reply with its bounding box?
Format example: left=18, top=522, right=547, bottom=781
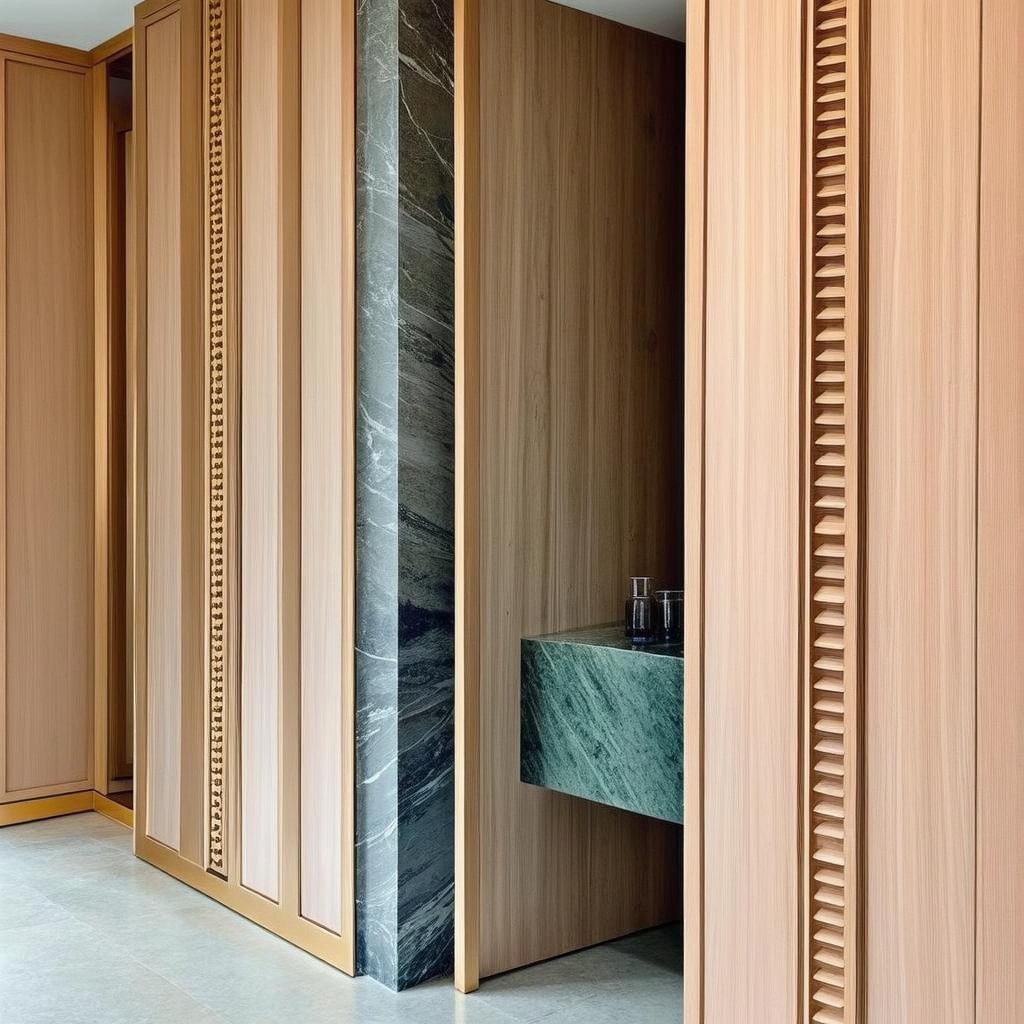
left=205, top=0, right=227, bottom=879
left=805, top=0, right=860, bottom=1021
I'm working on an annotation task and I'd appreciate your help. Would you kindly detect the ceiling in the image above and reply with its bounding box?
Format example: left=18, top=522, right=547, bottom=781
left=551, top=0, right=685, bottom=41
left=0, top=0, right=133, bottom=50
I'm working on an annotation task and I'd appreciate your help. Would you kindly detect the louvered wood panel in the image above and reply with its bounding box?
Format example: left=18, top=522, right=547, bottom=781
left=803, top=2, right=861, bottom=1022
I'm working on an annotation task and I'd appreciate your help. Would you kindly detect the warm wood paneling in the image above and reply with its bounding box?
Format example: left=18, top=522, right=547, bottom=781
left=865, top=1, right=980, bottom=1020
left=977, top=0, right=1024, bottom=1015
left=298, top=0, right=355, bottom=936
left=462, top=0, right=684, bottom=983
left=2, top=58, right=93, bottom=797
left=134, top=0, right=354, bottom=973
left=143, top=10, right=184, bottom=849
left=0, top=35, right=91, bottom=68
left=239, top=0, right=300, bottom=903
left=454, top=0, right=481, bottom=993
left=700, top=2, right=802, bottom=1020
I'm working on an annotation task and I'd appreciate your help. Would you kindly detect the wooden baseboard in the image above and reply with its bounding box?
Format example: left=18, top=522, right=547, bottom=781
left=0, top=790, right=134, bottom=829
left=92, top=791, right=134, bottom=828
left=0, top=791, right=95, bottom=827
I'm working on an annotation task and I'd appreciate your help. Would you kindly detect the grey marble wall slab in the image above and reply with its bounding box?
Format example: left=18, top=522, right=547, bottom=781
left=355, top=0, right=455, bottom=992
left=521, top=627, right=684, bottom=825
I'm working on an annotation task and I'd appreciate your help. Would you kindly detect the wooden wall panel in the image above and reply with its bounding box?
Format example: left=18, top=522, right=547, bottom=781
left=239, top=0, right=300, bottom=903
left=865, top=1, right=980, bottom=1019
left=977, top=0, right=1024, bottom=1015
left=468, top=0, right=684, bottom=982
left=700, top=2, right=802, bottom=1021
left=143, top=10, right=184, bottom=849
left=2, top=58, right=93, bottom=798
left=298, top=0, right=354, bottom=935
left=135, top=0, right=353, bottom=974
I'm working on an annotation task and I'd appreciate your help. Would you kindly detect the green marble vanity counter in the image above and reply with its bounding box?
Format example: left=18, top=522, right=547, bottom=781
left=520, top=625, right=682, bottom=824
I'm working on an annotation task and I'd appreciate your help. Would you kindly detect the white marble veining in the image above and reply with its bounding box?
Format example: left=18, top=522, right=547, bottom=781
left=0, top=813, right=681, bottom=1024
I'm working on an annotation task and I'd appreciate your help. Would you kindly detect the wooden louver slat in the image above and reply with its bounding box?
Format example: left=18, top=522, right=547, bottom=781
left=805, top=0, right=859, bottom=1021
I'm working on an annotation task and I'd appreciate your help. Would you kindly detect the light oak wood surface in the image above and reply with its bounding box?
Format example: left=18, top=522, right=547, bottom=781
left=91, top=63, right=111, bottom=798
left=701, top=4, right=803, bottom=1022
left=298, top=0, right=355, bottom=938
left=131, top=0, right=355, bottom=972
left=865, top=1, right=980, bottom=1020
left=1, top=57, right=94, bottom=799
left=977, top=0, right=1024, bottom=1015
left=459, top=0, right=684, bottom=984
left=176, top=0, right=205, bottom=870
left=142, top=9, right=184, bottom=850
left=238, top=0, right=301, bottom=907
left=240, top=0, right=285, bottom=903
left=454, top=0, right=481, bottom=993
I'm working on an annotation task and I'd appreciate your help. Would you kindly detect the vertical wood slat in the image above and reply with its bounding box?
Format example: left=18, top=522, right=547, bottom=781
left=454, top=0, right=481, bottom=995
left=802, top=2, right=861, bottom=1021
left=700, top=1, right=803, bottom=1020
left=143, top=9, right=183, bottom=850
left=92, top=62, right=110, bottom=800
left=865, top=0, right=979, bottom=1018
left=977, top=0, right=1024, bottom=1016
left=178, top=0, right=206, bottom=871
left=298, top=0, right=355, bottom=942
left=238, top=0, right=300, bottom=906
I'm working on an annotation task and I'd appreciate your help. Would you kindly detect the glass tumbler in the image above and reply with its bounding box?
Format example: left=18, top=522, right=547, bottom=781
left=656, top=589, right=684, bottom=644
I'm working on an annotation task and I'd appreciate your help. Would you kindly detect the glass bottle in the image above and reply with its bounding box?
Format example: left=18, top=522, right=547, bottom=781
left=625, top=576, right=656, bottom=644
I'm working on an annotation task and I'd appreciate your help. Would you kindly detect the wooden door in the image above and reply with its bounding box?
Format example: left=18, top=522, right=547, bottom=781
left=0, top=49, right=95, bottom=808
left=132, top=0, right=356, bottom=974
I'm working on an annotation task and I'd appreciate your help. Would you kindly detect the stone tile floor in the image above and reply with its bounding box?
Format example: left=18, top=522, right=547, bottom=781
left=0, top=813, right=681, bottom=1024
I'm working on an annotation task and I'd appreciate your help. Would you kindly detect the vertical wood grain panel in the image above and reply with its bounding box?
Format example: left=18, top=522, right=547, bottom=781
left=178, top=0, right=207, bottom=868
left=454, top=0, right=481, bottom=992
left=298, top=0, right=354, bottom=936
left=472, top=0, right=683, bottom=980
left=144, top=10, right=184, bottom=848
left=91, top=63, right=111, bottom=798
left=239, top=0, right=299, bottom=903
left=865, top=1, right=979, bottom=1019
left=240, top=0, right=280, bottom=900
left=701, top=1, right=802, bottom=1020
left=977, top=0, right=1024, bottom=1015
left=3, top=59, right=93, bottom=796
left=133, top=0, right=353, bottom=969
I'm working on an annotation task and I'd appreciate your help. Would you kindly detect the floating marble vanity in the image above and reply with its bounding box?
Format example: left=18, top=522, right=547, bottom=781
left=520, top=625, right=683, bottom=824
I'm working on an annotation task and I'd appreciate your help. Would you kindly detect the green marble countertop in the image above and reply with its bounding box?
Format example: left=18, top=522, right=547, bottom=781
left=520, top=624, right=683, bottom=824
